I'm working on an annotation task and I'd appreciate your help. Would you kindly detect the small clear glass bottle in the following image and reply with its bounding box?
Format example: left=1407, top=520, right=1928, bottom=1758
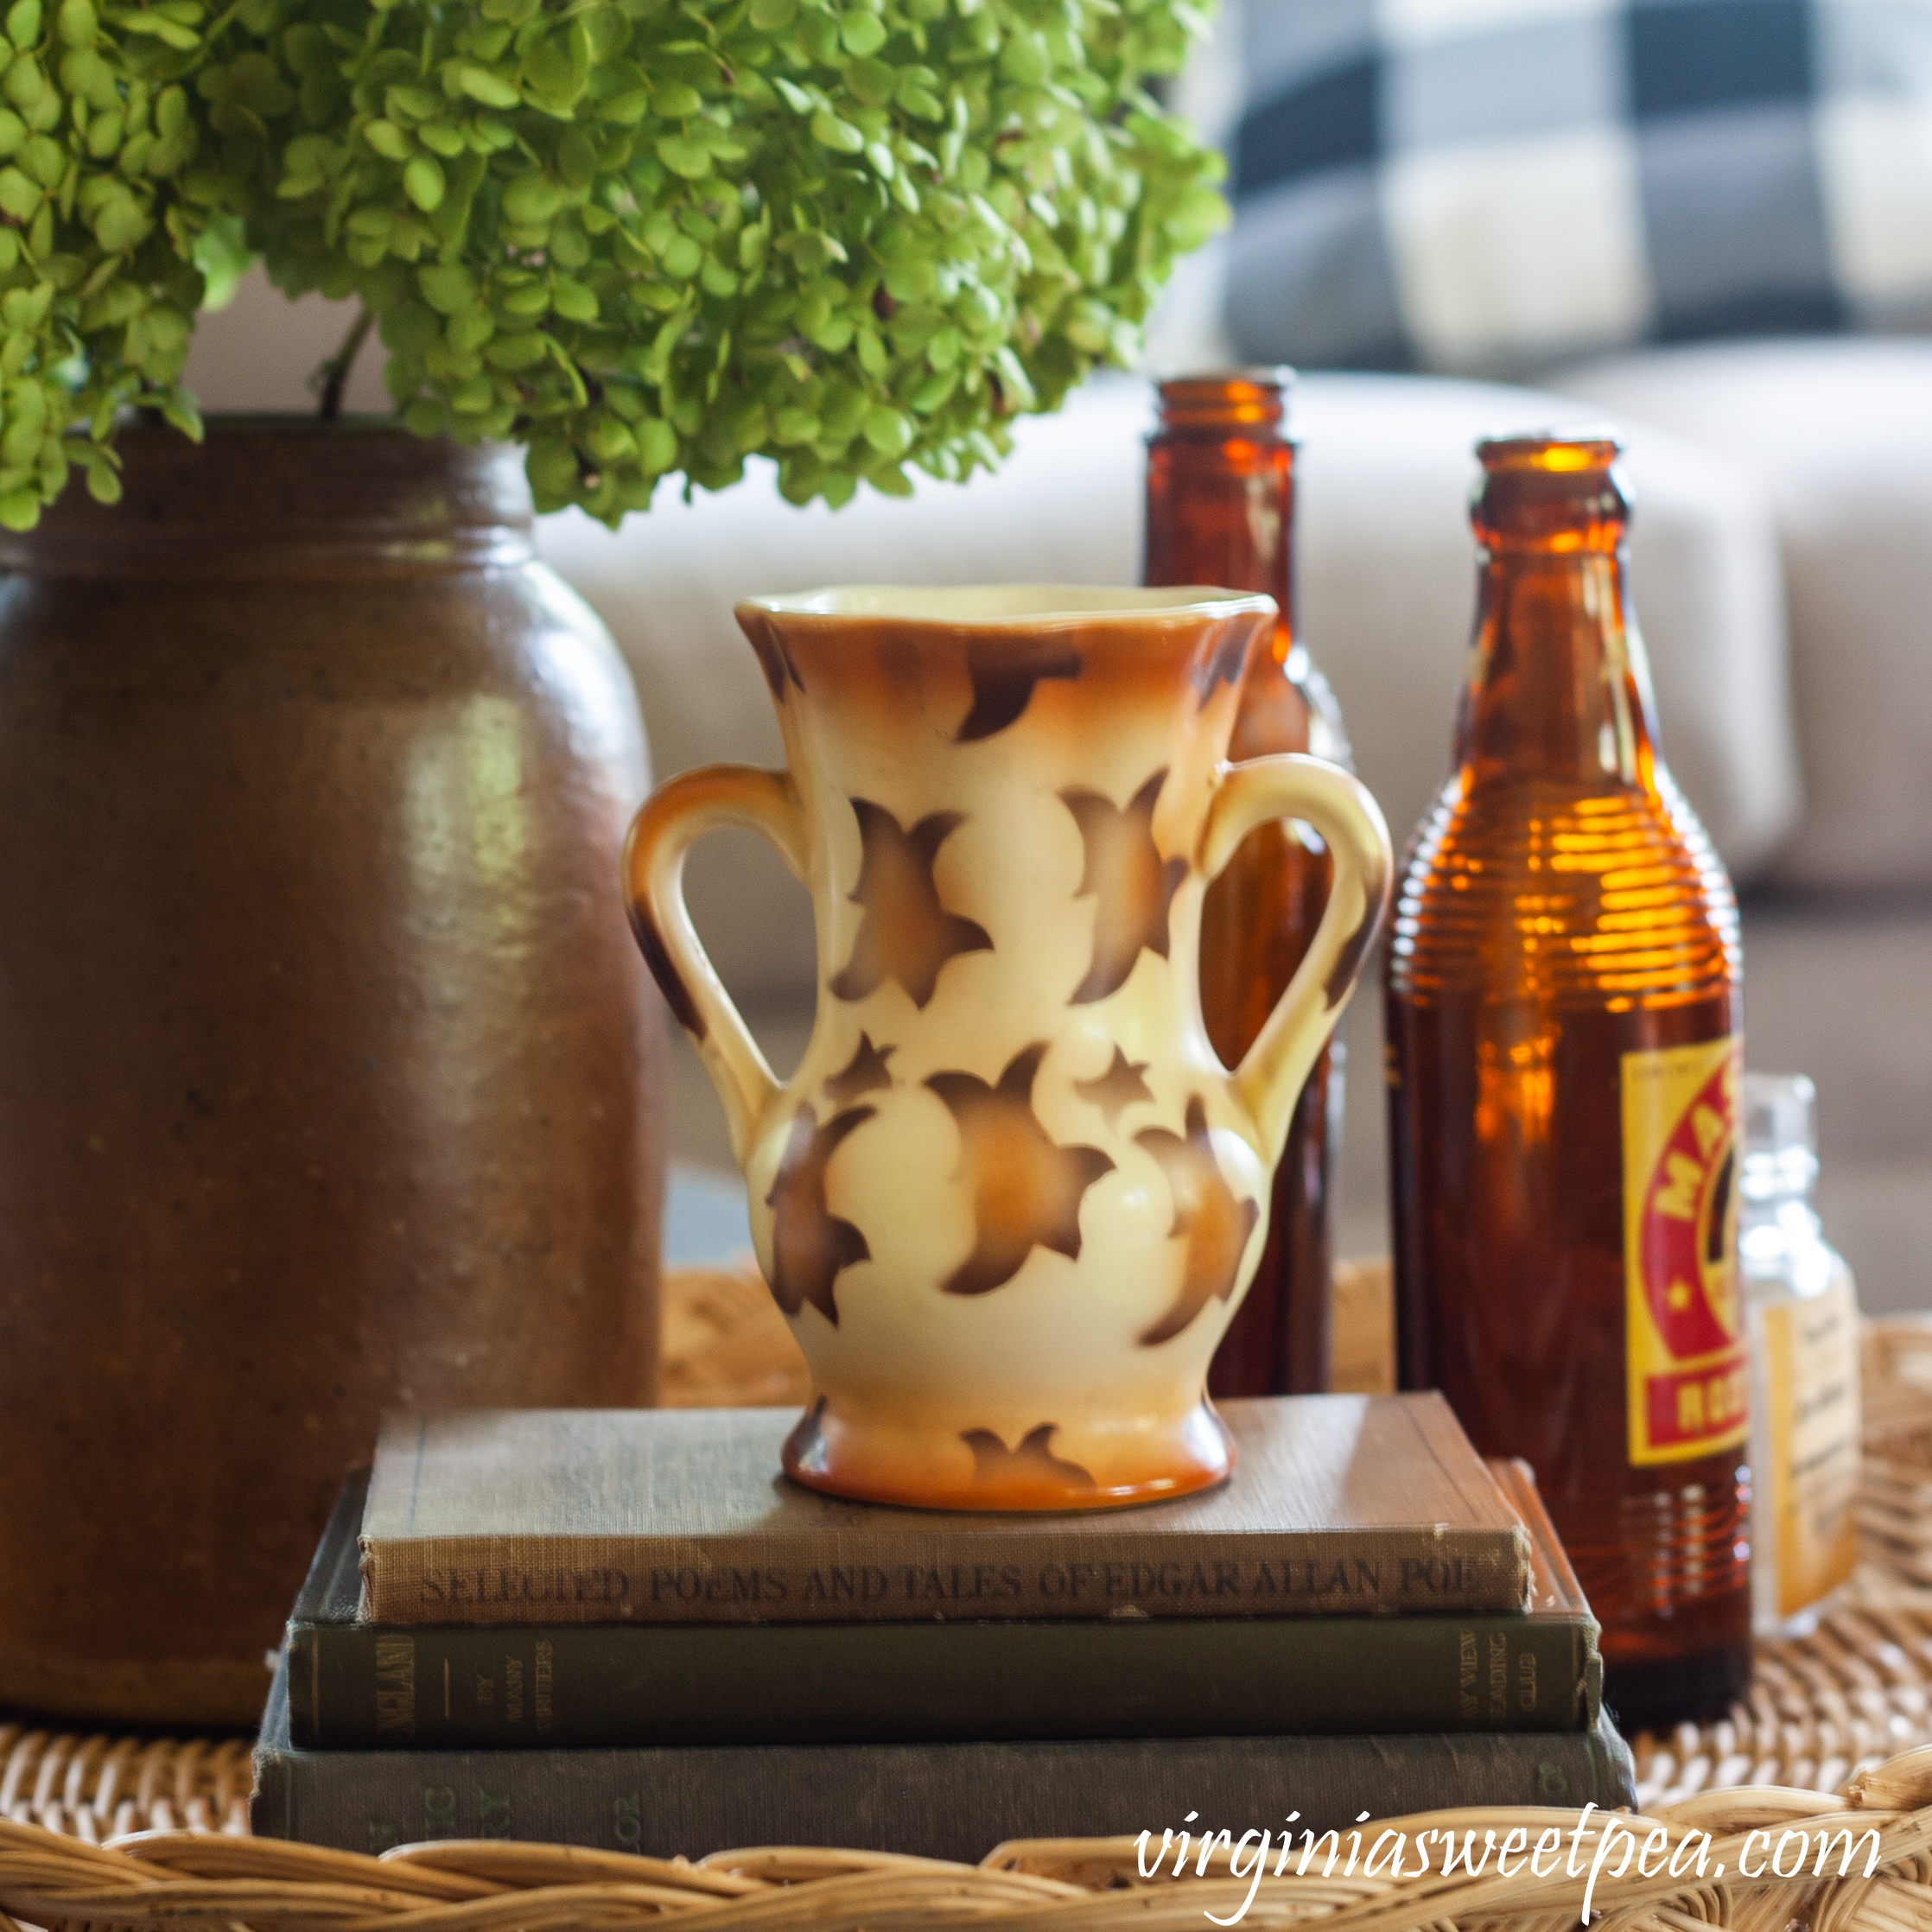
left=1741, top=1074, right=1862, bottom=1637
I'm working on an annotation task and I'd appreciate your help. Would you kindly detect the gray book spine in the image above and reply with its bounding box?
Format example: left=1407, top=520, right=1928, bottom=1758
left=251, top=1668, right=1635, bottom=1864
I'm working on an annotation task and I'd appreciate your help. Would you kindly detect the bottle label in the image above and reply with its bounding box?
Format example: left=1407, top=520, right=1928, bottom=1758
left=1621, top=1036, right=1746, bottom=1465
left=1762, top=1277, right=1861, bottom=1618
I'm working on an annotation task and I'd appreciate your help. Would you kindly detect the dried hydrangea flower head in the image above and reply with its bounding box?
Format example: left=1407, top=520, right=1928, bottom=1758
left=0, top=0, right=1226, bottom=528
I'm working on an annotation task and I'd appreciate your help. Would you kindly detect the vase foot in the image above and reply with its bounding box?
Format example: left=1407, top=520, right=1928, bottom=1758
left=780, top=1395, right=1235, bottom=1512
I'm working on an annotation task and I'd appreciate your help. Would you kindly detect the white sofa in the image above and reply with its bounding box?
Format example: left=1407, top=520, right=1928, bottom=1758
left=184, top=272, right=1932, bottom=1312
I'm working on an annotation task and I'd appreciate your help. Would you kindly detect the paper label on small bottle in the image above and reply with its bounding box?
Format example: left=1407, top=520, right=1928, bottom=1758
left=1622, top=1037, right=1746, bottom=1465
left=1763, top=1279, right=1861, bottom=1618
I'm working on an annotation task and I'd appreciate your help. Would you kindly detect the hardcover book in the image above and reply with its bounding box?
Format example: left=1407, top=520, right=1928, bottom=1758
left=358, top=1395, right=1532, bottom=1625
left=294, top=1461, right=1596, bottom=1748
left=251, top=1657, right=1636, bottom=1861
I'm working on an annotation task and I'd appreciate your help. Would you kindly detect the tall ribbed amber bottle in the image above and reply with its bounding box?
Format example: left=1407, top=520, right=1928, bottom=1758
left=1387, top=434, right=1751, bottom=1728
left=1144, top=370, right=1350, bottom=1395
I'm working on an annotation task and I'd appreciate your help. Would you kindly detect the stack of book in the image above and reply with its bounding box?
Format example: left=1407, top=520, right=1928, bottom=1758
left=253, top=1395, right=1634, bottom=1859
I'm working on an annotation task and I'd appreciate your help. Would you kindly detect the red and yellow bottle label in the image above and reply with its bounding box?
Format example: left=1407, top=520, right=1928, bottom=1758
left=1622, top=1036, right=1746, bottom=1465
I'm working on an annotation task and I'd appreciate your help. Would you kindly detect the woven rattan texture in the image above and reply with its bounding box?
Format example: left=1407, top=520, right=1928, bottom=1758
left=2, top=1310, right=1931, bottom=1932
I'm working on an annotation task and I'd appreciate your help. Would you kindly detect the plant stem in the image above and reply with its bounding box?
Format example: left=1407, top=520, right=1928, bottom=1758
left=318, top=307, right=374, bottom=421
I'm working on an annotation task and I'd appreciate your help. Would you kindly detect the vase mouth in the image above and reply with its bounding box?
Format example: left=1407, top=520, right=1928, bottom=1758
left=0, top=423, right=535, bottom=580
left=739, top=583, right=1277, bottom=628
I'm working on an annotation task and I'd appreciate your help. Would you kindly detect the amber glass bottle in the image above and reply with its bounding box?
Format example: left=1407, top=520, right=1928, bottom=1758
left=1387, top=434, right=1750, bottom=1728
left=1145, top=371, right=1351, bottom=1395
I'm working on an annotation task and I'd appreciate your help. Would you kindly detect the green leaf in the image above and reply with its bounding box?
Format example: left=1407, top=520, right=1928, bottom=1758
left=454, top=65, right=519, bottom=109
left=999, top=30, right=1049, bottom=85
left=0, top=486, right=38, bottom=529
left=992, top=345, right=1036, bottom=410
left=1166, top=182, right=1230, bottom=249
left=0, top=164, right=38, bottom=218
left=92, top=190, right=149, bottom=251
left=417, top=263, right=474, bottom=313
left=861, top=402, right=912, bottom=455
left=635, top=415, right=676, bottom=473
left=363, top=119, right=410, bottom=161
left=403, top=154, right=443, bottom=211
left=159, top=389, right=201, bottom=439
left=118, top=11, right=196, bottom=48
left=3, top=55, right=42, bottom=110
left=499, top=172, right=563, bottom=225
left=484, top=328, right=547, bottom=370
left=598, top=87, right=650, bottom=124
left=18, top=130, right=56, bottom=184
left=810, top=110, right=863, bottom=155
left=839, top=10, right=885, bottom=56
left=385, top=84, right=442, bottom=122
left=550, top=275, right=595, bottom=321
left=521, top=40, right=581, bottom=106
left=655, top=135, right=711, bottom=179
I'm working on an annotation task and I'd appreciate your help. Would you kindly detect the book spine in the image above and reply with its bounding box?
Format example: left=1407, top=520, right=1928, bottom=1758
left=288, top=1611, right=1597, bottom=1751
left=251, top=1720, right=1634, bottom=1863
left=360, top=1527, right=1530, bottom=1625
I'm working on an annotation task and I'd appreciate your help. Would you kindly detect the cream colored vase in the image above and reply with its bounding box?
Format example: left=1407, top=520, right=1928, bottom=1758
left=626, top=587, right=1391, bottom=1509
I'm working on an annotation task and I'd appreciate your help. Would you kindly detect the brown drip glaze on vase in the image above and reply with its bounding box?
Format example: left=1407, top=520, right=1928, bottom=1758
left=0, top=419, right=663, bottom=1727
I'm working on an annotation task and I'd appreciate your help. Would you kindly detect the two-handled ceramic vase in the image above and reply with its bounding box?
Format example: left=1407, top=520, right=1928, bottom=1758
left=626, top=586, right=1391, bottom=1510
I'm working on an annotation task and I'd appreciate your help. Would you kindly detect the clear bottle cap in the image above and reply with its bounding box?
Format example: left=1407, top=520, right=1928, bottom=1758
left=1741, top=1071, right=1818, bottom=1204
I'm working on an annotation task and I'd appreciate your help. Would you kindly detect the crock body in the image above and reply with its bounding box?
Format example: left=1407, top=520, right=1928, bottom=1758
left=0, top=422, right=663, bottom=1725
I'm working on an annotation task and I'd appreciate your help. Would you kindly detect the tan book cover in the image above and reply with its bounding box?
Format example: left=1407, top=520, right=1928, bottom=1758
left=359, top=1395, right=1532, bottom=1625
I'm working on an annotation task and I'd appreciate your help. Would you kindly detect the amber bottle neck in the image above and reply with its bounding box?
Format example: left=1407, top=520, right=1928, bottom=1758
left=1143, top=375, right=1296, bottom=652
left=1452, top=439, right=1664, bottom=791
left=1454, top=538, right=1664, bottom=792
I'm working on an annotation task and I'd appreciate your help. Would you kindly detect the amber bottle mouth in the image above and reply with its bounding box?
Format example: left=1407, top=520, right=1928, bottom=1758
left=1471, top=429, right=1629, bottom=551
left=1475, top=428, right=1620, bottom=471
left=1153, top=368, right=1293, bottom=432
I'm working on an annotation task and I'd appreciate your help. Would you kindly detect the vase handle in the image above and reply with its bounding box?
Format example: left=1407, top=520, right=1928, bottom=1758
left=623, top=764, right=810, bottom=1166
left=1197, top=753, right=1393, bottom=1166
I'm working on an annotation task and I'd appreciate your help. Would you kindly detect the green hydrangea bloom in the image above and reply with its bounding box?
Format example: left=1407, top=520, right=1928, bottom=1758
left=0, top=0, right=1226, bottom=526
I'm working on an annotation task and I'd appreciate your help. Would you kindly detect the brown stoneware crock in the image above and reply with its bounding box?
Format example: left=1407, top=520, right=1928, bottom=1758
left=0, top=418, right=664, bottom=1727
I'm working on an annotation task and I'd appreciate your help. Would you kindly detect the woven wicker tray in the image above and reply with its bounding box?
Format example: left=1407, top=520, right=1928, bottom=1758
left=6, top=1276, right=1932, bottom=1931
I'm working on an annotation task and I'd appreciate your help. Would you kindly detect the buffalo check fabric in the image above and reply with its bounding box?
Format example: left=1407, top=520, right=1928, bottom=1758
left=1224, top=0, right=1932, bottom=373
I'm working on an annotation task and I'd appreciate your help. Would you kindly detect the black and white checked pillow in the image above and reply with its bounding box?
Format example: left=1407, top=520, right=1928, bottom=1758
left=1223, top=0, right=1932, bottom=373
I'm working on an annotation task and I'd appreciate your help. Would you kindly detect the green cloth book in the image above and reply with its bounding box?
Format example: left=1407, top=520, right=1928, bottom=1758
left=290, top=1461, right=1598, bottom=1748
left=251, top=1654, right=1636, bottom=1861
left=357, top=1395, right=1533, bottom=1624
